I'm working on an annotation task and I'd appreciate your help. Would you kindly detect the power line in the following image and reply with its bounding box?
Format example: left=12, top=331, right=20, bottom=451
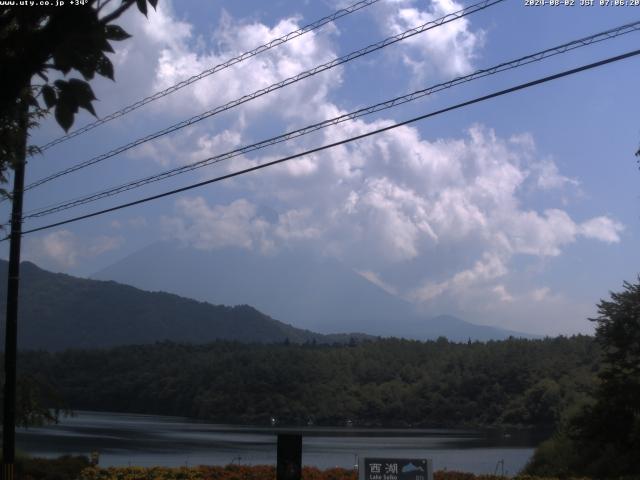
left=37, top=0, right=383, bottom=152
left=21, top=19, right=640, bottom=220
left=11, top=48, right=640, bottom=239
left=23, top=0, right=505, bottom=192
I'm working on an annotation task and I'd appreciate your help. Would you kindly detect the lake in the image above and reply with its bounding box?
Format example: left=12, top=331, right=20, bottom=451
left=17, top=411, right=543, bottom=475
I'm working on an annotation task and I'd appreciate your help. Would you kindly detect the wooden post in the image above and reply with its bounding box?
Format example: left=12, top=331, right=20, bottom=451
left=277, top=434, right=302, bottom=480
left=1, top=97, right=27, bottom=480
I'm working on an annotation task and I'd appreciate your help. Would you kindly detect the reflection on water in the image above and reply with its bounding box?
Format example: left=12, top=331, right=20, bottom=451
left=17, top=411, right=540, bottom=474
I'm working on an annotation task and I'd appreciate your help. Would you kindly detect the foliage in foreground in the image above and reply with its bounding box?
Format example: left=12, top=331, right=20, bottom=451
left=1, top=0, right=159, bottom=199
left=15, top=454, right=90, bottom=480
left=0, top=373, right=69, bottom=427
left=524, top=279, right=640, bottom=478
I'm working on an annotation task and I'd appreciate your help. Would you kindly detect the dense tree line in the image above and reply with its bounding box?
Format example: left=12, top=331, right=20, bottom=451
left=16, top=335, right=598, bottom=430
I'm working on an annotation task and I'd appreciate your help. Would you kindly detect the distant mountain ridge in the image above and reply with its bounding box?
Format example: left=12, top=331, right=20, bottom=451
left=93, top=242, right=535, bottom=341
left=0, top=260, right=369, bottom=351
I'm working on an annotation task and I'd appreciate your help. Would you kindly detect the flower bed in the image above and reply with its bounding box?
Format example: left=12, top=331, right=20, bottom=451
left=77, top=465, right=592, bottom=480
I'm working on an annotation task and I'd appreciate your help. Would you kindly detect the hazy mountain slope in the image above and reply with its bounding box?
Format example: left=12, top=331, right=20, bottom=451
left=0, top=260, right=362, bottom=351
left=93, top=243, right=534, bottom=341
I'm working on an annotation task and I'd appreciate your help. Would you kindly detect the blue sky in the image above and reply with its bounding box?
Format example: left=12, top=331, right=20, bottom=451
left=3, top=0, right=639, bottom=335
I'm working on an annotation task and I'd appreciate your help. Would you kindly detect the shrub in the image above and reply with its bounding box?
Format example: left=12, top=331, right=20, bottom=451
left=16, top=455, right=91, bottom=480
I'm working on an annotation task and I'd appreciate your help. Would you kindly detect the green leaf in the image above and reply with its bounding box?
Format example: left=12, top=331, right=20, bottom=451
left=148, top=0, right=158, bottom=8
left=74, top=54, right=97, bottom=81
left=136, top=0, right=147, bottom=16
left=102, top=41, right=115, bottom=54
left=96, top=54, right=114, bottom=81
left=105, top=24, right=131, bottom=41
left=41, top=85, right=57, bottom=109
left=27, top=145, right=42, bottom=157
left=81, top=102, right=97, bottom=117
left=68, top=79, right=97, bottom=117
left=53, top=79, right=97, bottom=127
left=52, top=49, right=73, bottom=74
left=55, top=103, right=74, bottom=132
left=26, top=94, right=39, bottom=108
left=99, top=34, right=115, bottom=54
left=72, top=79, right=97, bottom=102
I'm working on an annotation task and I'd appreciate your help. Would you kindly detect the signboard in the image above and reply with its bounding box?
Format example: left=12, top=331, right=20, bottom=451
left=359, top=457, right=433, bottom=480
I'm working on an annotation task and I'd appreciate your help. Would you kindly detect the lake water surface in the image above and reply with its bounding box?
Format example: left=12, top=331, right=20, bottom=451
left=17, top=411, right=542, bottom=475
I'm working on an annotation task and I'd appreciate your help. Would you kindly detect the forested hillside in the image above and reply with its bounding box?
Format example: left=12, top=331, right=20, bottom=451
left=18, top=336, right=598, bottom=429
left=0, top=260, right=367, bottom=349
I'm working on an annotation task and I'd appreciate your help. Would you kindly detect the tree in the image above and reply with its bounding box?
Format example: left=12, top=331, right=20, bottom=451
left=572, top=278, right=640, bottom=476
left=525, top=278, right=640, bottom=477
left=0, top=373, right=68, bottom=428
left=1, top=2, right=158, bottom=475
left=0, top=0, right=158, bottom=188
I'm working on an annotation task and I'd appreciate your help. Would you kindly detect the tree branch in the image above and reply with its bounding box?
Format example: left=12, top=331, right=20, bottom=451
left=97, top=0, right=115, bottom=13
left=99, top=0, right=135, bottom=25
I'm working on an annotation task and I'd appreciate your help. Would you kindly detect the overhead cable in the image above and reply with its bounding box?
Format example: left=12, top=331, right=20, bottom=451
left=21, top=19, right=640, bottom=219
left=37, top=0, right=383, bottom=152
left=24, top=0, right=505, bottom=192
left=11, top=48, right=640, bottom=239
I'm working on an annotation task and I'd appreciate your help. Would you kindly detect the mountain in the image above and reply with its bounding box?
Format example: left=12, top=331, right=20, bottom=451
left=0, top=260, right=367, bottom=351
left=93, top=242, right=534, bottom=341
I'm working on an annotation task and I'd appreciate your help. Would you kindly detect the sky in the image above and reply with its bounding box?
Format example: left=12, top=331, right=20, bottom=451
left=2, top=0, right=639, bottom=336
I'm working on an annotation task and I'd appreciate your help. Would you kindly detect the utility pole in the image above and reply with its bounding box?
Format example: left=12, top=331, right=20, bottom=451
left=2, top=97, right=28, bottom=480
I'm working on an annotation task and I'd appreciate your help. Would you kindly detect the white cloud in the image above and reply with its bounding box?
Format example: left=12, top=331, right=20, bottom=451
left=143, top=5, right=341, bottom=121
left=273, top=208, right=322, bottom=241
left=162, top=121, right=624, bottom=286
left=410, top=252, right=508, bottom=302
left=375, top=0, right=484, bottom=84
left=504, top=209, right=623, bottom=257
left=34, top=230, right=78, bottom=268
left=531, top=286, right=551, bottom=302
left=357, top=270, right=399, bottom=295
left=87, top=235, right=124, bottom=256
left=118, top=0, right=486, bottom=169
left=492, top=284, right=514, bottom=303
left=534, top=159, right=579, bottom=190
left=336, top=177, right=438, bottom=262
left=505, top=209, right=578, bottom=257
left=25, top=231, right=123, bottom=269
left=128, top=136, right=185, bottom=167
left=580, top=216, right=624, bottom=243
left=162, top=197, right=322, bottom=254
left=162, top=197, right=264, bottom=251
left=477, top=285, right=595, bottom=335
